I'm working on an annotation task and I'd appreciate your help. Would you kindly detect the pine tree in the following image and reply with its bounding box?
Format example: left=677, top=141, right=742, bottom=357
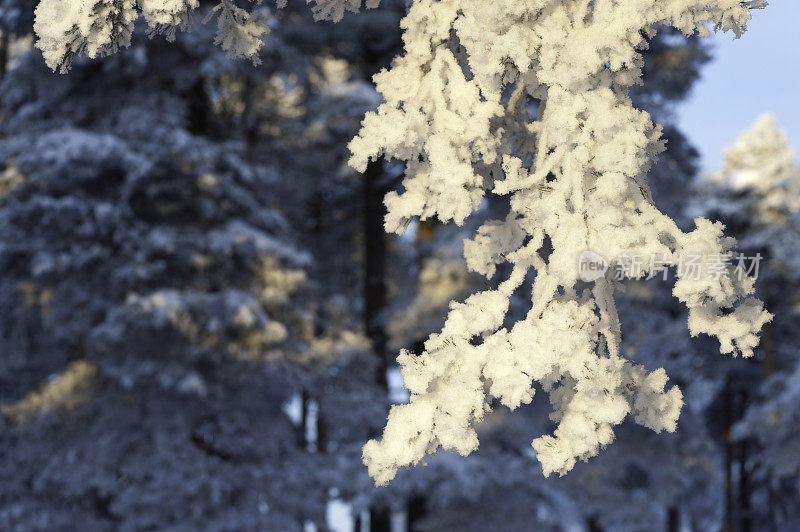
left=698, top=115, right=800, bottom=530
left=0, top=4, right=399, bottom=528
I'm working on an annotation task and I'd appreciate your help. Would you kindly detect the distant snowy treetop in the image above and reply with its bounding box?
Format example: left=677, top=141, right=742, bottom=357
left=708, top=114, right=800, bottom=220
left=710, top=114, right=796, bottom=191
left=710, top=114, right=795, bottom=190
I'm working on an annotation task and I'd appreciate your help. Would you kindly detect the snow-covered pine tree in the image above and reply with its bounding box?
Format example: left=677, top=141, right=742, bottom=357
left=0, top=6, right=397, bottom=529
left=696, top=115, right=800, bottom=530
left=694, top=115, right=800, bottom=382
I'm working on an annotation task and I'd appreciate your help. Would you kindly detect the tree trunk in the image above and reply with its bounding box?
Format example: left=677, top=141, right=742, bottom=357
left=666, top=506, right=679, bottom=532
left=761, top=300, right=775, bottom=378
left=298, top=388, right=310, bottom=449
left=370, top=507, right=391, bottom=532
left=738, top=390, right=751, bottom=532
left=363, top=158, right=393, bottom=532
left=588, top=517, right=603, bottom=532
left=316, top=405, right=327, bottom=453
left=407, top=496, right=427, bottom=532
left=363, top=158, right=388, bottom=388
left=724, top=382, right=734, bottom=532
left=183, top=78, right=212, bottom=137
left=0, top=34, right=7, bottom=78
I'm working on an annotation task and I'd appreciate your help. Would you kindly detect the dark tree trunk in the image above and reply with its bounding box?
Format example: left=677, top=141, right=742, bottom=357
left=0, top=35, right=7, bottom=78
left=588, top=517, right=603, bottom=532
left=667, top=506, right=679, bottom=532
left=298, top=388, right=310, bottom=449
left=407, top=495, right=427, bottom=532
left=738, top=390, right=751, bottom=532
left=183, top=78, right=213, bottom=137
left=723, top=378, right=754, bottom=532
left=761, top=300, right=775, bottom=378
left=363, top=158, right=393, bottom=532
left=370, top=506, right=391, bottom=532
left=363, top=158, right=388, bottom=388
left=317, top=405, right=327, bottom=453
left=724, top=382, right=734, bottom=532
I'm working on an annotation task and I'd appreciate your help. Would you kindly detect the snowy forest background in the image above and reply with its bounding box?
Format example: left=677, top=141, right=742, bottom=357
left=0, top=1, right=798, bottom=531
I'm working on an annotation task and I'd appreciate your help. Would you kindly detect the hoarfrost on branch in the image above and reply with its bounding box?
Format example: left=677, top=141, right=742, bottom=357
left=32, top=0, right=383, bottom=71
left=348, top=0, right=771, bottom=485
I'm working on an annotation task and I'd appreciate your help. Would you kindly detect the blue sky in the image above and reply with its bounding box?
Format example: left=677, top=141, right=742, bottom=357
left=676, top=1, right=799, bottom=175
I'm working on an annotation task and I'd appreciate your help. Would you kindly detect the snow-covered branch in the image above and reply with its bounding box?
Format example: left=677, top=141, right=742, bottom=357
left=32, top=0, right=385, bottom=71
left=351, top=0, right=771, bottom=485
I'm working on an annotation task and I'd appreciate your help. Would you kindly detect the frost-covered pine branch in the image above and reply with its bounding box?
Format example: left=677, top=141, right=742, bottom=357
left=349, top=0, right=771, bottom=485
left=306, top=0, right=381, bottom=23
left=205, top=1, right=270, bottom=63
left=34, top=0, right=139, bottom=72
left=32, top=0, right=384, bottom=72
left=33, top=0, right=263, bottom=71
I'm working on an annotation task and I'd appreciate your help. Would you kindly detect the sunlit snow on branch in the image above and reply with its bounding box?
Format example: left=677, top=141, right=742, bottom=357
left=33, top=0, right=274, bottom=71
left=33, top=0, right=385, bottom=71
left=349, top=0, right=771, bottom=485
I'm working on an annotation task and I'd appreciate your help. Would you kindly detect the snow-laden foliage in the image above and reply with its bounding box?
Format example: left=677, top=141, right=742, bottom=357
left=733, top=364, right=800, bottom=487
left=1, top=10, right=403, bottom=526
left=32, top=0, right=384, bottom=71
left=206, top=1, right=270, bottom=63
left=33, top=0, right=266, bottom=71
left=307, top=0, right=381, bottom=23
left=34, top=0, right=139, bottom=72
left=350, top=0, right=771, bottom=485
